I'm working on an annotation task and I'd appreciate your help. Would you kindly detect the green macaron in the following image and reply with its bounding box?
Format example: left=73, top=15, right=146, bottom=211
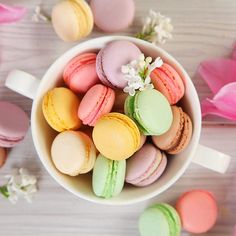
left=139, top=203, right=181, bottom=236
left=92, top=154, right=126, bottom=199
left=124, top=89, right=173, bottom=135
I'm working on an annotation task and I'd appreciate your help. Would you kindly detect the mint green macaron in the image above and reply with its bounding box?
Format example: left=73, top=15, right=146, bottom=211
left=124, top=89, right=173, bottom=135
left=92, top=154, right=126, bottom=199
left=139, top=203, right=181, bottom=236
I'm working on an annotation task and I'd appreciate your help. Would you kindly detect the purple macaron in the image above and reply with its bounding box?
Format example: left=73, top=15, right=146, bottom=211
left=90, top=0, right=135, bottom=32
left=96, top=40, right=141, bottom=89
left=0, top=101, right=29, bottom=147
left=126, top=143, right=167, bottom=187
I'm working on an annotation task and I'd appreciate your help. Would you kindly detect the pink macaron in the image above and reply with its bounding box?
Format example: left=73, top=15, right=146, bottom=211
left=176, top=190, right=218, bottom=234
left=96, top=40, right=141, bottom=89
left=0, top=101, right=29, bottom=147
left=78, top=84, right=115, bottom=126
left=151, top=63, right=185, bottom=105
left=90, top=0, right=135, bottom=32
left=63, top=53, right=100, bottom=93
left=126, top=143, right=167, bottom=187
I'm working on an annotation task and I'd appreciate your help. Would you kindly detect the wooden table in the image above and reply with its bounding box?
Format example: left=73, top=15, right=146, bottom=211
left=0, top=0, right=235, bottom=235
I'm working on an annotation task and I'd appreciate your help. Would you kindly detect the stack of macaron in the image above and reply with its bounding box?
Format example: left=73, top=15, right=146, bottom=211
left=139, top=189, right=218, bottom=235
left=0, top=101, right=30, bottom=168
left=51, top=0, right=135, bottom=42
left=42, top=39, right=193, bottom=199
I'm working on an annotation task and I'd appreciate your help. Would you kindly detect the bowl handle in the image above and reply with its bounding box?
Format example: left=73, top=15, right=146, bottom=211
left=192, top=144, right=231, bottom=174
left=5, top=70, right=40, bottom=100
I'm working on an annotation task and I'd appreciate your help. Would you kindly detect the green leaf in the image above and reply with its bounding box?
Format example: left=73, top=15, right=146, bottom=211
left=0, top=185, right=9, bottom=198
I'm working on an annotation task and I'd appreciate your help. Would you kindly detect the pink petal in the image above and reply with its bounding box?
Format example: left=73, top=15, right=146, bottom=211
left=198, top=59, right=236, bottom=94
left=0, top=3, right=27, bottom=24
left=201, top=82, right=236, bottom=120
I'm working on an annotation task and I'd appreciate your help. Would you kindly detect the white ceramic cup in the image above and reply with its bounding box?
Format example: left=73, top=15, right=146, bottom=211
left=5, top=36, right=231, bottom=205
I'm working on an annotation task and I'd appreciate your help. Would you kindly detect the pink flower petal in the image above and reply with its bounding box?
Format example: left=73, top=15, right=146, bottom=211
left=0, top=3, right=27, bottom=24
left=198, top=59, right=236, bottom=94
left=201, top=82, right=236, bottom=120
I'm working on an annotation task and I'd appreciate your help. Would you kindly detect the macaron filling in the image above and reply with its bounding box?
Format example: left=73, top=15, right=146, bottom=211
left=153, top=204, right=181, bottom=236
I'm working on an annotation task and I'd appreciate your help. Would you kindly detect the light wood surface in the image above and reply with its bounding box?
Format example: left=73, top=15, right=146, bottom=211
left=0, top=0, right=236, bottom=235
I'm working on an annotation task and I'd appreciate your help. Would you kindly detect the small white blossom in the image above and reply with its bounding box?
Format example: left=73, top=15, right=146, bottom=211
left=3, top=168, right=37, bottom=204
left=136, top=9, right=173, bottom=44
left=122, top=54, right=163, bottom=96
left=32, top=5, right=51, bottom=22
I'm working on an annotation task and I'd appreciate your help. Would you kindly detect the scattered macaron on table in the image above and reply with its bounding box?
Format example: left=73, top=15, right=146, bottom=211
left=41, top=39, right=193, bottom=200
left=139, top=189, right=218, bottom=235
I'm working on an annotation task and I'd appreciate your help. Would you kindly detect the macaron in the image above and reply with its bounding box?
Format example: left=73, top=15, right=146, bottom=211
left=152, top=106, right=193, bottom=154
left=126, top=143, right=167, bottom=187
left=96, top=40, right=141, bottom=89
left=0, top=101, right=29, bottom=147
left=138, top=134, right=147, bottom=150
left=63, top=53, right=100, bottom=93
left=78, top=84, right=115, bottom=126
left=125, top=89, right=173, bottom=135
left=0, top=147, right=7, bottom=168
left=51, top=131, right=96, bottom=176
left=176, top=190, right=218, bottom=234
left=112, top=90, right=128, bottom=113
left=42, top=87, right=81, bottom=132
left=139, top=203, right=181, bottom=236
left=92, top=112, right=140, bottom=160
left=51, top=0, right=93, bottom=42
left=92, top=154, right=126, bottom=199
left=151, top=63, right=185, bottom=105
left=90, top=0, right=135, bottom=32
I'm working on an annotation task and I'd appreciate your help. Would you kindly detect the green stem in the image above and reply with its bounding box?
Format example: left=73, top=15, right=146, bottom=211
left=0, top=185, right=9, bottom=198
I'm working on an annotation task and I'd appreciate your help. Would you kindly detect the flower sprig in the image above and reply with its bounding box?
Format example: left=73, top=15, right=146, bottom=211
left=136, top=10, right=173, bottom=44
left=0, top=168, right=37, bottom=204
left=122, top=54, right=163, bottom=96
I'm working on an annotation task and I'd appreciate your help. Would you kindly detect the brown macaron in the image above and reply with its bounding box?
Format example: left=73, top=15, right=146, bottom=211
left=152, top=106, right=193, bottom=154
left=0, top=147, right=7, bottom=168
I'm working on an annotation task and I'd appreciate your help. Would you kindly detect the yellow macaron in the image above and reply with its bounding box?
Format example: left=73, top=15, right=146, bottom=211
left=42, top=87, right=81, bottom=132
left=92, top=112, right=140, bottom=161
left=51, top=0, right=94, bottom=42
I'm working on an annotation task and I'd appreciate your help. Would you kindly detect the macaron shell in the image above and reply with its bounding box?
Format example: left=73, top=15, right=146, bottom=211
left=151, top=63, right=185, bottom=105
left=63, top=53, right=99, bottom=93
left=92, top=113, right=140, bottom=160
left=52, top=0, right=93, bottom=42
left=42, top=87, right=81, bottom=132
left=90, top=0, right=135, bottom=32
left=136, top=152, right=167, bottom=187
left=126, top=144, right=159, bottom=183
left=92, top=154, right=126, bottom=198
left=78, top=84, right=115, bottom=126
left=52, top=1, right=80, bottom=41
left=0, top=101, right=29, bottom=147
left=152, top=106, right=184, bottom=150
left=139, top=203, right=181, bottom=236
left=96, top=41, right=141, bottom=89
left=0, top=147, right=7, bottom=168
left=77, top=132, right=96, bottom=174
left=132, top=89, right=173, bottom=135
left=167, top=112, right=192, bottom=154
left=51, top=131, right=95, bottom=176
left=176, top=190, right=218, bottom=234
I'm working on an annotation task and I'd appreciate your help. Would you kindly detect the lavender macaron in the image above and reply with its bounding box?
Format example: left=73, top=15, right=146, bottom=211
left=96, top=40, right=141, bottom=89
left=0, top=101, right=29, bottom=147
left=126, top=143, right=167, bottom=187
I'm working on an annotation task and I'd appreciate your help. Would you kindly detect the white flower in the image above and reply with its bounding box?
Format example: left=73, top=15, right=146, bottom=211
left=32, top=5, right=51, bottom=22
left=3, top=168, right=37, bottom=204
left=136, top=9, right=173, bottom=44
left=122, top=54, right=163, bottom=96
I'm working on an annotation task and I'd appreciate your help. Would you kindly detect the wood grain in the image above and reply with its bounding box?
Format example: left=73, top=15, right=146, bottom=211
left=0, top=0, right=235, bottom=235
